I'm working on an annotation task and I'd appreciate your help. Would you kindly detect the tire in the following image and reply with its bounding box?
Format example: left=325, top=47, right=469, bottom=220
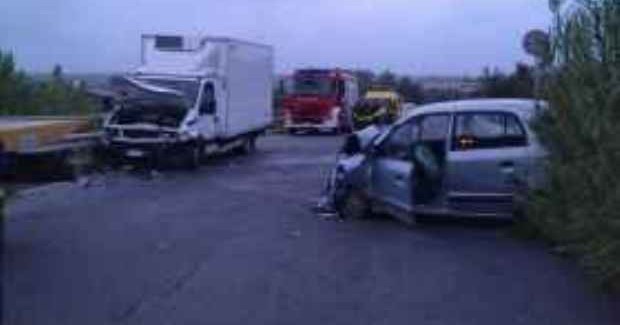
left=236, top=136, right=256, bottom=155
left=287, top=128, right=297, bottom=135
left=337, top=189, right=371, bottom=220
left=247, top=136, right=257, bottom=153
left=185, top=143, right=202, bottom=170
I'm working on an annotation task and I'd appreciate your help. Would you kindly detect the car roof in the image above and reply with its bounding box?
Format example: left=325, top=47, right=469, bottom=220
left=401, top=98, right=546, bottom=121
left=374, top=98, right=547, bottom=145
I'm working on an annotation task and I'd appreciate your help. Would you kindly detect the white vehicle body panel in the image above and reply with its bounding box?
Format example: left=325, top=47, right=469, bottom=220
left=106, top=34, right=273, bottom=148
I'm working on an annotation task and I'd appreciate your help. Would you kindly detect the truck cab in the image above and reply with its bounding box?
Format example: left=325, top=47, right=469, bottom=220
left=282, top=69, right=359, bottom=134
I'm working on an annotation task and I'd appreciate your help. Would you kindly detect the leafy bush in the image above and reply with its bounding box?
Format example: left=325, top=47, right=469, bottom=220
left=479, top=63, right=535, bottom=98
left=528, top=0, right=620, bottom=288
left=0, top=50, right=94, bottom=116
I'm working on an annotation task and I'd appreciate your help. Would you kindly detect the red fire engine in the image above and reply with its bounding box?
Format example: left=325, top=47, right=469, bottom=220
left=282, top=69, right=359, bottom=133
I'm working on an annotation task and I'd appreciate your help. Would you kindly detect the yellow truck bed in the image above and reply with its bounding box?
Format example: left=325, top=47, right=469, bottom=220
left=0, top=118, right=95, bottom=153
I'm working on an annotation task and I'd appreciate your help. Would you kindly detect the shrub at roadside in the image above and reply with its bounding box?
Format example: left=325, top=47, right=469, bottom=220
left=527, top=0, right=620, bottom=289
left=0, top=50, right=94, bottom=116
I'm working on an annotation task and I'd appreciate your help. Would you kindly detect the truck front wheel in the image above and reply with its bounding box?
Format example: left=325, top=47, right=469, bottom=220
left=238, top=135, right=257, bottom=154
left=185, top=143, right=202, bottom=170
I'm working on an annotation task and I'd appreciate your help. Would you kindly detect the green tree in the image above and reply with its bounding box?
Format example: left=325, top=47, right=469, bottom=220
left=396, top=76, right=423, bottom=103
left=0, top=50, right=37, bottom=115
left=479, top=63, right=534, bottom=98
left=0, top=51, right=94, bottom=116
left=376, top=70, right=397, bottom=87
left=528, top=0, right=620, bottom=288
left=52, top=64, right=64, bottom=83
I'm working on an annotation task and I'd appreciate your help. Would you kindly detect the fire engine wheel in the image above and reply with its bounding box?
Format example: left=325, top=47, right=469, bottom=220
left=338, top=189, right=371, bottom=220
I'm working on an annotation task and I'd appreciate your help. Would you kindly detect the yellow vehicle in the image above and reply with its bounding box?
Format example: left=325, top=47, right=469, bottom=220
left=353, top=87, right=403, bottom=130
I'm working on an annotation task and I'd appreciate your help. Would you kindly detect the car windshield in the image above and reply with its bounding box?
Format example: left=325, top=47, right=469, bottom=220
left=293, top=76, right=334, bottom=96
left=110, top=93, right=189, bottom=127
left=135, top=78, right=201, bottom=105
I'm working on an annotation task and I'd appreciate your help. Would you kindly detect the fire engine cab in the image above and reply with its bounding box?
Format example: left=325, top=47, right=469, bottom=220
left=282, top=69, right=359, bottom=134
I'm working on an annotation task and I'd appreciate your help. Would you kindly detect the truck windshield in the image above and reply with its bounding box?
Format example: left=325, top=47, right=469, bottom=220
left=136, top=78, right=200, bottom=105
left=293, top=77, right=335, bottom=96
left=112, top=96, right=189, bottom=127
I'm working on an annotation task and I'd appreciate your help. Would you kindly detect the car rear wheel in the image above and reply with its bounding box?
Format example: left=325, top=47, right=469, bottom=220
left=338, top=189, right=370, bottom=220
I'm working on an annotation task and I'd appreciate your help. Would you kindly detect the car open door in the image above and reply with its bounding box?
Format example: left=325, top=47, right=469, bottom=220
left=411, top=114, right=452, bottom=207
left=369, top=121, right=416, bottom=223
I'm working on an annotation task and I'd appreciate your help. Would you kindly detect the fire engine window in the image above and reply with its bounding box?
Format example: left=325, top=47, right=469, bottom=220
left=337, top=80, right=346, bottom=99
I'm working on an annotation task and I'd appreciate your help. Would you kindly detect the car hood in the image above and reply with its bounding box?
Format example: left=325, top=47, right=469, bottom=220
left=336, top=154, right=367, bottom=173
left=354, top=124, right=386, bottom=149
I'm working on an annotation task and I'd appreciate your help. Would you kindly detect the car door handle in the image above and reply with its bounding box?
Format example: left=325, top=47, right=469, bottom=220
left=499, top=161, right=514, bottom=168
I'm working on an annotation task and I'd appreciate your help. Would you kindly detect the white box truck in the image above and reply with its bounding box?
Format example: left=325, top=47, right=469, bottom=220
left=103, top=34, right=274, bottom=168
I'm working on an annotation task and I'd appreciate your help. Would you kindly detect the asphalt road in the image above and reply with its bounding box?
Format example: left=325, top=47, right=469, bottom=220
left=3, top=135, right=619, bottom=325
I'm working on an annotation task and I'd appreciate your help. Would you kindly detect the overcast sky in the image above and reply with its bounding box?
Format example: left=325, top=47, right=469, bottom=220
left=0, top=0, right=551, bottom=75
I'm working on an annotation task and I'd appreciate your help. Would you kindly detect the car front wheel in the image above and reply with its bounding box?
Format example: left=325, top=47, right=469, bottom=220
left=337, top=189, right=370, bottom=220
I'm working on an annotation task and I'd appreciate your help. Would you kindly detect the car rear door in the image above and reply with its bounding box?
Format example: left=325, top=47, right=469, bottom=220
left=445, top=111, right=530, bottom=216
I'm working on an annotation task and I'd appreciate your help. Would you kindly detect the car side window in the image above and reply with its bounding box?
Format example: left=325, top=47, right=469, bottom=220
left=453, top=112, right=527, bottom=150
left=419, top=114, right=450, bottom=141
left=380, top=122, right=414, bottom=160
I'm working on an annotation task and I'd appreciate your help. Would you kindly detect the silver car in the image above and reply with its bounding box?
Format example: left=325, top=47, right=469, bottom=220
left=319, top=99, right=547, bottom=224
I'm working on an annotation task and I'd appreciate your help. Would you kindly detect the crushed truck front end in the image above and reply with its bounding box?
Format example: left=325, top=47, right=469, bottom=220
left=102, top=77, right=201, bottom=165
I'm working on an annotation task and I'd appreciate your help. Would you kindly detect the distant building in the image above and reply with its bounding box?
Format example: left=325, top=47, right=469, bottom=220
left=417, top=77, right=481, bottom=96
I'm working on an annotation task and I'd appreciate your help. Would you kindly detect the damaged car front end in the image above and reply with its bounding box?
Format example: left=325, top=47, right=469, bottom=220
left=316, top=125, right=384, bottom=217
